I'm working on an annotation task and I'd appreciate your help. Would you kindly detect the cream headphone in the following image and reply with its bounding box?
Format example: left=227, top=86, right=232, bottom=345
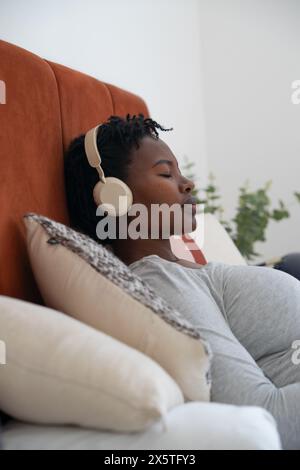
left=84, top=124, right=133, bottom=217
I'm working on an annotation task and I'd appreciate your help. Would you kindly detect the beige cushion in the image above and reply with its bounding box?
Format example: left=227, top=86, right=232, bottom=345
left=194, top=213, right=247, bottom=266
left=0, top=295, right=183, bottom=431
left=23, top=213, right=212, bottom=402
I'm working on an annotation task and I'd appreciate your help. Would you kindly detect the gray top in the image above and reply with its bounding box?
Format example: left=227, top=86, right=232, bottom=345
left=129, top=255, right=300, bottom=450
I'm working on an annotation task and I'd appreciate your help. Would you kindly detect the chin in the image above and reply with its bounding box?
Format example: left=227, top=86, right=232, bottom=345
left=184, top=215, right=197, bottom=234
left=171, top=216, right=197, bottom=236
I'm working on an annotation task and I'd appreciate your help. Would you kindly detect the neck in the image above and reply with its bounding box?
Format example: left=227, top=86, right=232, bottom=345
left=112, top=237, right=178, bottom=266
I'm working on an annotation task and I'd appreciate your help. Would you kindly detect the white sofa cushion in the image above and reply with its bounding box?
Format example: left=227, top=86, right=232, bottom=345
left=1, top=403, right=281, bottom=450
left=0, top=295, right=183, bottom=432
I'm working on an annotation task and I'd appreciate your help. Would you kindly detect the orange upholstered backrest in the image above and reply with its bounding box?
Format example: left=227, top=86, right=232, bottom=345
left=0, top=40, right=150, bottom=303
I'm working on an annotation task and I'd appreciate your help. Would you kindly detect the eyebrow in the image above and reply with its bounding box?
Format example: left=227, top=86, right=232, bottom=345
left=152, top=159, right=178, bottom=168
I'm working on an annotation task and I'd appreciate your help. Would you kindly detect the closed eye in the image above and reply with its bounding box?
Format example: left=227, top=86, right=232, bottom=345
left=160, top=174, right=172, bottom=178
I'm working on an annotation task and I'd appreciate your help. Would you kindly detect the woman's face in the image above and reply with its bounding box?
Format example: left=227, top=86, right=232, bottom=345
left=125, top=136, right=197, bottom=237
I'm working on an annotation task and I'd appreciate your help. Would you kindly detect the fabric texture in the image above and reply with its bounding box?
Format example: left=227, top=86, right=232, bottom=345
left=129, top=254, right=300, bottom=450
left=2, top=403, right=281, bottom=450
left=23, top=213, right=212, bottom=402
left=0, top=295, right=183, bottom=432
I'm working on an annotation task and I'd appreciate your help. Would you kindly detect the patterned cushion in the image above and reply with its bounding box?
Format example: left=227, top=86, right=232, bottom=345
left=23, top=212, right=212, bottom=401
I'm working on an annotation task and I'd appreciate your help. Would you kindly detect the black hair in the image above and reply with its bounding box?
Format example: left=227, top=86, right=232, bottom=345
left=64, top=113, right=173, bottom=245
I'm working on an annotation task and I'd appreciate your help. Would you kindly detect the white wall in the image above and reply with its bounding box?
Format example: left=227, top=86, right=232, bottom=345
left=0, top=0, right=208, bottom=186
left=199, top=0, right=300, bottom=263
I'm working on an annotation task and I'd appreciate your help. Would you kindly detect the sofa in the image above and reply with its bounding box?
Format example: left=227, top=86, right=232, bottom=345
left=0, top=39, right=281, bottom=450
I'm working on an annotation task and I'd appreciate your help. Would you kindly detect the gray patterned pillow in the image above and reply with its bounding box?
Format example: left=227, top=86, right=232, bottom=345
left=23, top=212, right=212, bottom=401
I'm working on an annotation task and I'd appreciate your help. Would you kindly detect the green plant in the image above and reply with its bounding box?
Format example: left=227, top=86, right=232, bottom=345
left=182, top=156, right=300, bottom=261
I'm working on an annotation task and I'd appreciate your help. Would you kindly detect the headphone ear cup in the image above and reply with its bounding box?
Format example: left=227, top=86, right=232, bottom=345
left=93, top=177, right=133, bottom=217
left=93, top=181, right=105, bottom=207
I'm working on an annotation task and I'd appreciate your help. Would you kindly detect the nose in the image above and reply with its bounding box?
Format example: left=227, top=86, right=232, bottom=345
left=180, top=176, right=195, bottom=193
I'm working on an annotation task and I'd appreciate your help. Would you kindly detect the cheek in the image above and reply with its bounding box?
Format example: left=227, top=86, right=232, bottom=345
left=133, top=177, right=180, bottom=207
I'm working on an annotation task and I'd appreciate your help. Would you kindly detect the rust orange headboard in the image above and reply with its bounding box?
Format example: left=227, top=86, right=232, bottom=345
left=0, top=40, right=150, bottom=304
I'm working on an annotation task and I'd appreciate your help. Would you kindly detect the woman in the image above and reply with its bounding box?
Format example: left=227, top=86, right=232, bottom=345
left=65, top=114, right=300, bottom=449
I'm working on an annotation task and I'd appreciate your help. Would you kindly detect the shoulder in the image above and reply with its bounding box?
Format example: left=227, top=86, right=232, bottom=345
left=129, top=255, right=190, bottom=287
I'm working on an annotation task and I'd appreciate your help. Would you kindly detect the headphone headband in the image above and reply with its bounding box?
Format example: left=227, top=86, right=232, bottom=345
left=84, top=124, right=106, bottom=183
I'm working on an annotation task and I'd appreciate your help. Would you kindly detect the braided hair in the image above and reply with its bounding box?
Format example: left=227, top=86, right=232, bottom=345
left=64, top=113, right=173, bottom=245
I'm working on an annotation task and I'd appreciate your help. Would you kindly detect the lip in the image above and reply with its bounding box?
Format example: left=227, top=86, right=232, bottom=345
left=181, top=197, right=197, bottom=214
left=182, top=197, right=197, bottom=206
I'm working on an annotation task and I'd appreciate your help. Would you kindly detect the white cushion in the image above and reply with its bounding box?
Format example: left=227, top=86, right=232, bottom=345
left=192, top=213, right=247, bottom=266
left=2, top=403, right=281, bottom=450
left=23, top=213, right=212, bottom=402
left=0, top=295, right=183, bottom=432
